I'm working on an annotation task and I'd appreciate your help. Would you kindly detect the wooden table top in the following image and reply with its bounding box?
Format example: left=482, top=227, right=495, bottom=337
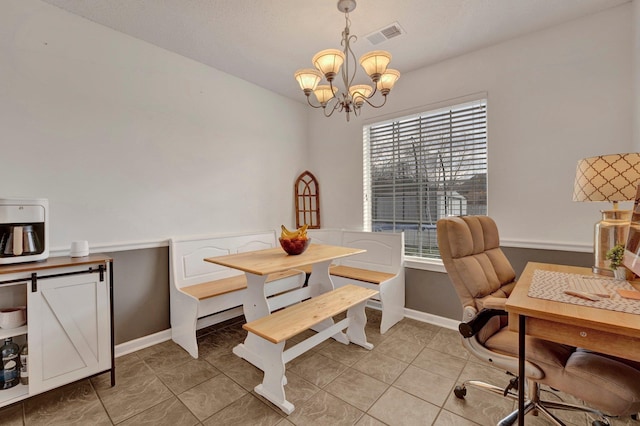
left=506, top=262, right=640, bottom=339
left=204, top=244, right=365, bottom=276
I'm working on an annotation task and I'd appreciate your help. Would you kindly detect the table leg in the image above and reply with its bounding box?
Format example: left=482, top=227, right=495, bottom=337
left=308, top=260, right=349, bottom=344
left=518, top=314, right=525, bottom=426
left=233, top=272, right=270, bottom=369
left=308, top=260, right=334, bottom=296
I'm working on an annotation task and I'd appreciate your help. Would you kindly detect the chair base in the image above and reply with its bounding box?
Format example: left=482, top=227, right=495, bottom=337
left=455, top=380, right=611, bottom=426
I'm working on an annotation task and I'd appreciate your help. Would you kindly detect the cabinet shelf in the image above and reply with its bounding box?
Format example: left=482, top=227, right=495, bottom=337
left=0, top=383, right=29, bottom=405
left=0, top=325, right=27, bottom=340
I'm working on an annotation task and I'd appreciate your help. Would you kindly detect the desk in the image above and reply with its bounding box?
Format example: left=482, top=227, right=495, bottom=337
left=505, top=262, right=640, bottom=425
left=204, top=243, right=365, bottom=370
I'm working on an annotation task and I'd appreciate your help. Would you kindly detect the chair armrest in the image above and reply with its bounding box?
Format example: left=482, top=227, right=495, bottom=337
left=481, top=296, right=507, bottom=310
left=458, top=308, right=507, bottom=338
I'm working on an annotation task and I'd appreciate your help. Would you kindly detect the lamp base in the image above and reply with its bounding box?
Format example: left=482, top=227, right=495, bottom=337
left=592, top=209, right=631, bottom=276
left=592, top=266, right=614, bottom=277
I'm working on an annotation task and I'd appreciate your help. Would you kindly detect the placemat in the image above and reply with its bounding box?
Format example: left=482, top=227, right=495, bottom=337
left=528, top=270, right=640, bottom=315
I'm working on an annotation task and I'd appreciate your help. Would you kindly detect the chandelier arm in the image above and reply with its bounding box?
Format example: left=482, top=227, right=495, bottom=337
left=365, top=82, right=378, bottom=98
left=328, top=79, right=338, bottom=102
left=324, top=97, right=344, bottom=118
left=305, top=96, right=325, bottom=109
left=359, top=93, right=389, bottom=109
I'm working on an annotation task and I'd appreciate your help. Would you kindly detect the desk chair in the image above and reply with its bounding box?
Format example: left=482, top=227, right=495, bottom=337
left=436, top=215, right=640, bottom=426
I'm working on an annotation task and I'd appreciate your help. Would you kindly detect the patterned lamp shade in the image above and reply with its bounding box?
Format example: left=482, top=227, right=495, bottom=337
left=573, top=153, right=640, bottom=202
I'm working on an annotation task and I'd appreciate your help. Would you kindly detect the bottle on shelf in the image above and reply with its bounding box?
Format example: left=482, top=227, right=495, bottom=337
left=0, top=338, right=20, bottom=389
left=19, top=344, right=27, bottom=386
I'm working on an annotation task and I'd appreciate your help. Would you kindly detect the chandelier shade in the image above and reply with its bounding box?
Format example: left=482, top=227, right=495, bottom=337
left=312, top=49, right=345, bottom=81
left=377, top=69, right=401, bottom=95
left=359, top=51, right=392, bottom=81
left=294, top=69, right=323, bottom=93
left=294, top=0, right=400, bottom=121
left=349, top=84, right=373, bottom=107
left=313, top=85, right=338, bottom=104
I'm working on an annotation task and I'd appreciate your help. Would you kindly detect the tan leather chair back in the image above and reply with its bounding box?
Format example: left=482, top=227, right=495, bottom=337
left=437, top=216, right=516, bottom=311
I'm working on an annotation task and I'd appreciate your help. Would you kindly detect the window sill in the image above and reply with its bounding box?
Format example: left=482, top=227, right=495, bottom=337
left=404, top=257, right=446, bottom=273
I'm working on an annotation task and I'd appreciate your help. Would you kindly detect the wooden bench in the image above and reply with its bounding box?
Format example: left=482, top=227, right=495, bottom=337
left=169, top=231, right=305, bottom=358
left=306, top=229, right=405, bottom=334
left=243, top=284, right=378, bottom=414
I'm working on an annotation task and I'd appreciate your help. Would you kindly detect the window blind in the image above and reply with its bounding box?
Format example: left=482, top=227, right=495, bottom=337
left=364, top=99, right=488, bottom=258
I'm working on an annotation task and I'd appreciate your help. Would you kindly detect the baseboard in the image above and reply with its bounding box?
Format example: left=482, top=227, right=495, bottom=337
left=115, top=306, right=459, bottom=356
left=403, top=307, right=459, bottom=331
left=115, top=308, right=245, bottom=357
left=115, top=329, right=172, bottom=357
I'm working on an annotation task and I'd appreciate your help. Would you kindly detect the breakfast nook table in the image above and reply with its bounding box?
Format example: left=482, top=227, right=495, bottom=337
left=204, top=243, right=367, bottom=371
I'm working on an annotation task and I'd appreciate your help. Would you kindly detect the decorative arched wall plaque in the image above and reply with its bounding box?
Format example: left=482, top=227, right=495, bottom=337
left=295, top=171, right=320, bottom=228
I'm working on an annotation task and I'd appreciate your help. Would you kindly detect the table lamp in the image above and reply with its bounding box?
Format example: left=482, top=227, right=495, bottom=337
left=573, top=153, right=640, bottom=276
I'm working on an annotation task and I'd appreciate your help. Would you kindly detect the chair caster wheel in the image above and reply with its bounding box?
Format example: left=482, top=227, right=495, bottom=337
left=454, top=386, right=467, bottom=399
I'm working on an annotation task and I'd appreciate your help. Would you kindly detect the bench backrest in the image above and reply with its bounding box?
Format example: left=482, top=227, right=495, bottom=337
left=306, top=228, right=342, bottom=246
left=170, top=231, right=277, bottom=289
left=339, top=230, right=404, bottom=275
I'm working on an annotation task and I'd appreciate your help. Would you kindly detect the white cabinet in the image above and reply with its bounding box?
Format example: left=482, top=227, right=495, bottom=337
left=0, top=255, right=114, bottom=407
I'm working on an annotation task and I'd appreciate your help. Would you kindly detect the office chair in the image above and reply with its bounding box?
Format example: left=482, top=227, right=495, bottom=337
left=436, top=215, right=640, bottom=426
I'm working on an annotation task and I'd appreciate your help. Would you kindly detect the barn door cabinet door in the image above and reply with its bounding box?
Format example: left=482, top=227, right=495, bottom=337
left=27, top=266, right=111, bottom=395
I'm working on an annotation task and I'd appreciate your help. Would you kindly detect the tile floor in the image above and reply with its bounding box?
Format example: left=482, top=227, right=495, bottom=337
left=0, top=309, right=636, bottom=426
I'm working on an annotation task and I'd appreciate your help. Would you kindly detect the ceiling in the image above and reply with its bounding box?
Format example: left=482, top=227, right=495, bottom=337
left=41, top=0, right=630, bottom=102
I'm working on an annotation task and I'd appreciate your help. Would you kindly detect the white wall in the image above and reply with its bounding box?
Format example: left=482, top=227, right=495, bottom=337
left=308, top=3, right=633, bottom=251
left=0, top=0, right=309, bottom=252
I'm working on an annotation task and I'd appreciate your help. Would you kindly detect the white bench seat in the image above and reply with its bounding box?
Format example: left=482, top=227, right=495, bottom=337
left=182, top=269, right=301, bottom=300
left=329, top=265, right=396, bottom=284
left=243, top=284, right=378, bottom=414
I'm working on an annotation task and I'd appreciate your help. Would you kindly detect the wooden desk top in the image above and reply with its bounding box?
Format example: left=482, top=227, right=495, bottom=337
left=506, top=262, right=640, bottom=340
left=204, top=244, right=365, bottom=276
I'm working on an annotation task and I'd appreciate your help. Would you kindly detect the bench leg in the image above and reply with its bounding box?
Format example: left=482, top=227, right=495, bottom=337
left=379, top=280, right=405, bottom=334
left=346, top=300, right=374, bottom=350
left=170, top=292, right=200, bottom=358
left=252, top=338, right=294, bottom=415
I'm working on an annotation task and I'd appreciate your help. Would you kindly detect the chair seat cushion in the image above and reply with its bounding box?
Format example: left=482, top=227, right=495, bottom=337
left=564, top=349, right=640, bottom=416
left=486, top=328, right=640, bottom=416
left=485, top=328, right=574, bottom=371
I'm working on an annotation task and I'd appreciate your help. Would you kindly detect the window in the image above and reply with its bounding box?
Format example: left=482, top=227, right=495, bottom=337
left=363, top=98, right=487, bottom=259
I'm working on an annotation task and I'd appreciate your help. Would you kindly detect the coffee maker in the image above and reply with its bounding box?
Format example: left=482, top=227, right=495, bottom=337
left=0, top=198, right=49, bottom=265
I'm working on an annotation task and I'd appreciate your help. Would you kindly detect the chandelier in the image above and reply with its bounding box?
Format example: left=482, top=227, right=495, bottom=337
left=294, top=0, right=400, bottom=121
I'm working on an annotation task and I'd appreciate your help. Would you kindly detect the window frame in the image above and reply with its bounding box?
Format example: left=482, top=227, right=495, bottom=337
left=363, top=93, right=488, bottom=263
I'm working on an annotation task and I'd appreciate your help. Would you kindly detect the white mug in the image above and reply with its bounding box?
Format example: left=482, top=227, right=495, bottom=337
left=70, top=240, right=89, bottom=257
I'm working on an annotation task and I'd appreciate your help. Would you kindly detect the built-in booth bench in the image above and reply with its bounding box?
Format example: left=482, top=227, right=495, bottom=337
left=169, top=231, right=305, bottom=358
left=304, top=229, right=405, bottom=333
left=169, top=229, right=405, bottom=358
